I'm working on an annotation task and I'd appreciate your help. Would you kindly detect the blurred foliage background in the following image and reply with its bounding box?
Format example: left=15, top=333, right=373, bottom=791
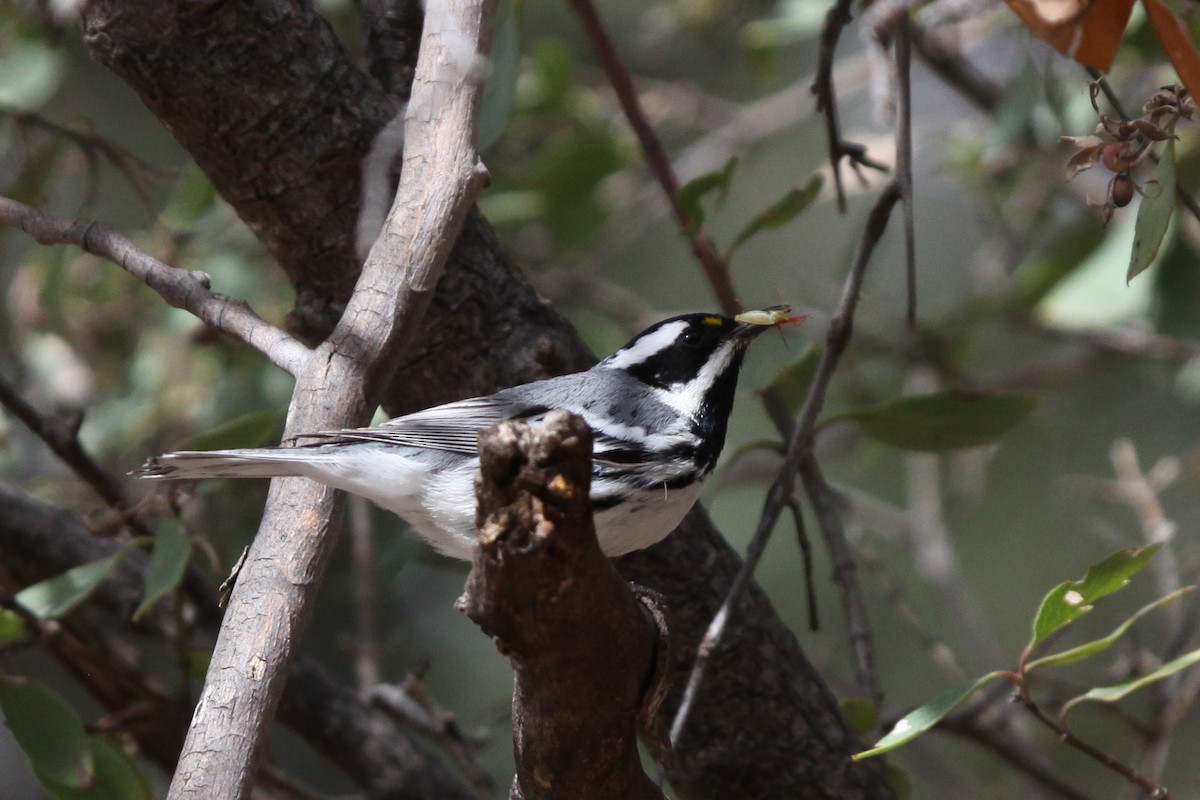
left=2, top=0, right=1200, bottom=797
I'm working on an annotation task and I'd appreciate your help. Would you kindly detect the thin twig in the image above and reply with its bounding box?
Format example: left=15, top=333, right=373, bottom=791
left=567, top=0, right=739, bottom=316
left=895, top=15, right=917, bottom=327
left=798, top=452, right=881, bottom=704
left=1020, top=693, right=1173, bottom=799
left=670, top=184, right=902, bottom=744
left=939, top=715, right=1096, bottom=800
left=907, top=23, right=1002, bottom=113
left=814, top=0, right=890, bottom=213
left=0, top=373, right=129, bottom=511
left=785, top=497, right=819, bottom=631
left=1105, top=439, right=1198, bottom=794
left=2, top=106, right=170, bottom=214
left=0, top=197, right=309, bottom=376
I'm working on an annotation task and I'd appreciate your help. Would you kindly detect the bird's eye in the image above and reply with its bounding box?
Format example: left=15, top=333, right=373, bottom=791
left=680, top=328, right=704, bottom=347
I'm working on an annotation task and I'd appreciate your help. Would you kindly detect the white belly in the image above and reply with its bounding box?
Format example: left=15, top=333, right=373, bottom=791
left=593, top=482, right=704, bottom=556
left=302, top=446, right=703, bottom=560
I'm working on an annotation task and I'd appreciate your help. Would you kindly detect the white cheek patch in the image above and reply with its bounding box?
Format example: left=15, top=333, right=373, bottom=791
left=601, top=321, right=688, bottom=370
left=655, top=341, right=737, bottom=418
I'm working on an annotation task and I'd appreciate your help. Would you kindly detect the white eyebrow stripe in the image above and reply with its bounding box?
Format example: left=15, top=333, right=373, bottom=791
left=600, top=321, right=687, bottom=370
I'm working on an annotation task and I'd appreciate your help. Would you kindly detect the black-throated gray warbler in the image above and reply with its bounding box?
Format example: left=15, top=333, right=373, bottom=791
left=136, top=309, right=797, bottom=559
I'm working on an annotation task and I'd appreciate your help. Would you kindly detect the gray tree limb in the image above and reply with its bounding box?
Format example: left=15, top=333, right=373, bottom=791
left=160, top=1, right=497, bottom=797
left=0, top=197, right=308, bottom=375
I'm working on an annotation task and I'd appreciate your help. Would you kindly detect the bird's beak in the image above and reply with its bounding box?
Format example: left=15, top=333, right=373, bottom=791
left=732, top=304, right=798, bottom=341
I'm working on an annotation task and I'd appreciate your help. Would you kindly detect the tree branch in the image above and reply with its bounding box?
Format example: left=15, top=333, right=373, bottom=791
left=0, top=372, right=130, bottom=512
left=567, top=0, right=739, bottom=316
left=670, top=184, right=902, bottom=746
left=164, top=2, right=496, bottom=797
left=461, top=410, right=664, bottom=800
left=0, top=196, right=309, bottom=376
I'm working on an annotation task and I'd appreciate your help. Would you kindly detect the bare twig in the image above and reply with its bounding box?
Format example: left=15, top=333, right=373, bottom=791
left=907, top=23, right=1002, bottom=113
left=0, top=197, right=309, bottom=376
left=1019, top=692, right=1174, bottom=799
left=895, top=15, right=917, bottom=327
left=0, top=373, right=129, bottom=512
left=798, top=452, right=881, bottom=704
left=567, top=0, right=739, bottom=316
left=785, top=497, right=819, bottom=631
left=163, top=1, right=496, bottom=796
left=670, top=184, right=902, bottom=744
left=1109, top=440, right=1182, bottom=626
left=1105, top=440, right=1200, bottom=794
left=2, top=106, right=169, bottom=213
left=940, top=715, right=1096, bottom=800
left=814, top=0, right=890, bottom=213
left=902, top=369, right=1007, bottom=673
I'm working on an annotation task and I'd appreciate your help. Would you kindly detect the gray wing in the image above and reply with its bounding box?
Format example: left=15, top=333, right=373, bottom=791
left=299, top=394, right=548, bottom=455
left=295, top=370, right=687, bottom=464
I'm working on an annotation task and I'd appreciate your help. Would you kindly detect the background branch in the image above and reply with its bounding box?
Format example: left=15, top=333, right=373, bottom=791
left=0, top=371, right=130, bottom=512
left=0, top=480, right=476, bottom=799
left=568, top=0, right=739, bottom=316
left=0, top=197, right=308, bottom=375
left=670, top=183, right=902, bottom=745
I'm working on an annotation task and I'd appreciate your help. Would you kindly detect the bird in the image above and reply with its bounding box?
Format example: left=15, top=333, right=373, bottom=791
left=135, top=308, right=797, bottom=560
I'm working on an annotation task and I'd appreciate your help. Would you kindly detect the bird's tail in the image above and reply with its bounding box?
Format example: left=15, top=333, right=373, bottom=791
left=133, top=447, right=330, bottom=480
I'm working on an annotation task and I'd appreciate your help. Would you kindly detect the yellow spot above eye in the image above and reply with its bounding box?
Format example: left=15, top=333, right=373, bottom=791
left=702, top=316, right=723, bottom=327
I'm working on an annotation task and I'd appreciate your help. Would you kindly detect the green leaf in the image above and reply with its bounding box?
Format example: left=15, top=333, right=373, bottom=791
left=726, top=174, right=822, bottom=259
left=676, top=157, right=738, bottom=235
left=39, top=735, right=154, bottom=800
left=1128, top=138, right=1176, bottom=282
left=1026, top=586, right=1195, bottom=672
left=1027, top=545, right=1161, bottom=651
left=1062, top=646, right=1200, bottom=718
left=829, top=390, right=1037, bottom=452
left=855, top=672, right=1008, bottom=759
left=0, top=608, right=29, bottom=648
left=477, top=0, right=521, bottom=151
left=178, top=408, right=285, bottom=452
left=0, top=675, right=93, bottom=788
left=764, top=347, right=822, bottom=417
left=133, top=520, right=192, bottom=622
left=15, top=550, right=133, bottom=620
